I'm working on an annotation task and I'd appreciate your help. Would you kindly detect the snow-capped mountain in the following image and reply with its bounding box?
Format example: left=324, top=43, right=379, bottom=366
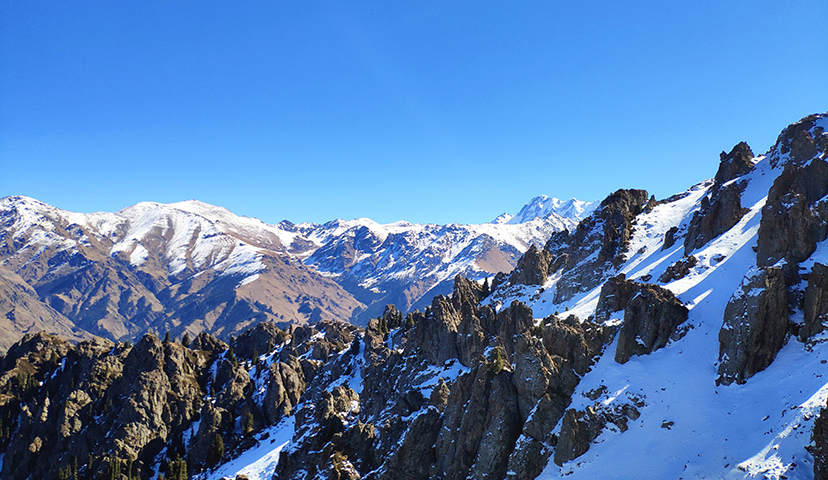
left=0, top=193, right=583, bottom=346
left=0, top=197, right=362, bottom=347
left=494, top=195, right=599, bottom=225
left=292, top=213, right=578, bottom=322
left=0, top=112, right=826, bottom=480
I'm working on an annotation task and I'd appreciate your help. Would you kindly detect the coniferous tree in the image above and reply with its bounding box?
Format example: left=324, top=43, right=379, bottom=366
left=167, top=455, right=188, bottom=480
left=207, top=433, right=225, bottom=468
left=181, top=333, right=191, bottom=348
left=242, top=411, right=254, bottom=436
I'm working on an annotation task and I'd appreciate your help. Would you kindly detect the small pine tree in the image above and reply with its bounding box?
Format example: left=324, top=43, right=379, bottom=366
left=167, top=455, right=188, bottom=480
left=207, top=433, right=225, bottom=468
left=490, top=347, right=504, bottom=374
left=164, top=331, right=171, bottom=344
left=181, top=333, right=191, bottom=348
left=108, top=457, right=121, bottom=480
left=481, top=277, right=490, bottom=298
left=242, top=411, right=254, bottom=436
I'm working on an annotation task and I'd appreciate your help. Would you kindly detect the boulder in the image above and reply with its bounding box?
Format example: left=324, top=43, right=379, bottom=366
left=658, top=255, right=697, bottom=283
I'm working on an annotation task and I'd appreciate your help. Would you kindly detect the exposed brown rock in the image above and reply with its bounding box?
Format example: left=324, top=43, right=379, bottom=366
left=714, top=142, right=755, bottom=186
left=717, top=267, right=789, bottom=385
left=594, top=274, right=639, bottom=323
left=662, top=226, right=679, bottom=251
left=549, top=189, right=650, bottom=303
left=802, top=263, right=828, bottom=342
left=542, top=315, right=614, bottom=376
left=658, top=255, right=698, bottom=283
left=811, top=402, right=828, bottom=480
left=508, top=245, right=558, bottom=286
left=684, top=181, right=749, bottom=256
left=615, top=284, right=689, bottom=364
left=757, top=115, right=828, bottom=282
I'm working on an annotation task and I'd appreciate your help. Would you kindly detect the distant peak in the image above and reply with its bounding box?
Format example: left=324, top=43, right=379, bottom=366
left=501, top=195, right=598, bottom=224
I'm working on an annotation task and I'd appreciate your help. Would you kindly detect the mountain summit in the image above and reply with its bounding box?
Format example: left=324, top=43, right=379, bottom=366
left=493, top=196, right=599, bottom=224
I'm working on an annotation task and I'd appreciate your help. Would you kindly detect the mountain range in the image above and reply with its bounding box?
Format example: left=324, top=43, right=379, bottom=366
left=0, top=112, right=826, bottom=480
left=0, top=192, right=589, bottom=351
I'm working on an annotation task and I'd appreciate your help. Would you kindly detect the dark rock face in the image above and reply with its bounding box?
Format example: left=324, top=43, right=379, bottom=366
left=594, top=274, right=639, bottom=323
left=508, top=245, right=558, bottom=286
left=615, top=284, right=689, bottom=364
left=592, top=274, right=689, bottom=364
left=0, top=273, right=622, bottom=480
left=662, top=226, right=679, bottom=251
left=802, top=263, right=828, bottom=342
left=553, top=399, right=641, bottom=466
left=435, top=365, right=522, bottom=480
left=757, top=115, right=828, bottom=281
left=714, top=142, right=755, bottom=186
left=544, top=189, right=650, bottom=303
left=812, top=403, right=828, bottom=480
left=232, top=322, right=287, bottom=360
left=682, top=142, right=758, bottom=257
left=542, top=315, right=614, bottom=376
left=684, top=181, right=749, bottom=256
left=717, top=267, right=789, bottom=386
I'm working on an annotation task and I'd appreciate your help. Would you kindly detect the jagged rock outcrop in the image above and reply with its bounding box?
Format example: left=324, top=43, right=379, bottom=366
left=811, top=403, right=828, bottom=480
left=508, top=245, right=560, bottom=286
left=592, top=274, right=689, bottom=364
left=756, top=114, right=828, bottom=281
left=658, top=255, right=697, bottom=283
left=545, top=189, right=651, bottom=303
left=684, top=182, right=749, bottom=256
left=717, top=267, right=789, bottom=386
left=541, top=315, right=614, bottom=376
left=594, top=274, right=639, bottom=323
left=553, top=397, right=642, bottom=466
left=683, top=143, right=754, bottom=256
left=662, top=226, right=679, bottom=251
left=233, top=322, right=288, bottom=360
left=405, top=275, right=489, bottom=367
left=802, top=263, right=828, bottom=342
left=615, top=284, right=689, bottom=364
left=714, top=142, right=755, bottom=185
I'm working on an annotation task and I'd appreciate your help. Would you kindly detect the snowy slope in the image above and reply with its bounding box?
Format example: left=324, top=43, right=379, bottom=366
left=482, top=123, right=828, bottom=479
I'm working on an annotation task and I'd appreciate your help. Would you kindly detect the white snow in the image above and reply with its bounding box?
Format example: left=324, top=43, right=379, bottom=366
left=195, top=416, right=295, bottom=480
left=489, top=152, right=828, bottom=479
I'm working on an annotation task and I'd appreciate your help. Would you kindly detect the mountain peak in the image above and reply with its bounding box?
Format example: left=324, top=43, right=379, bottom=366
left=499, top=195, right=599, bottom=224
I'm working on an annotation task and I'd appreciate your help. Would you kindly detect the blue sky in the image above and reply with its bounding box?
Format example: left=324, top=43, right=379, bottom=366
left=1, top=1, right=826, bottom=225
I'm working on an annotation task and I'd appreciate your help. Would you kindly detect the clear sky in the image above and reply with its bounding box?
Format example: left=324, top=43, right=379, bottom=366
left=1, top=1, right=826, bottom=225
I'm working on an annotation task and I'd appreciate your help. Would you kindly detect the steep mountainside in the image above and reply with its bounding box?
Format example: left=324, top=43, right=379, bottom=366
left=0, top=198, right=363, bottom=347
left=0, top=112, right=825, bottom=480
left=0, top=194, right=582, bottom=348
